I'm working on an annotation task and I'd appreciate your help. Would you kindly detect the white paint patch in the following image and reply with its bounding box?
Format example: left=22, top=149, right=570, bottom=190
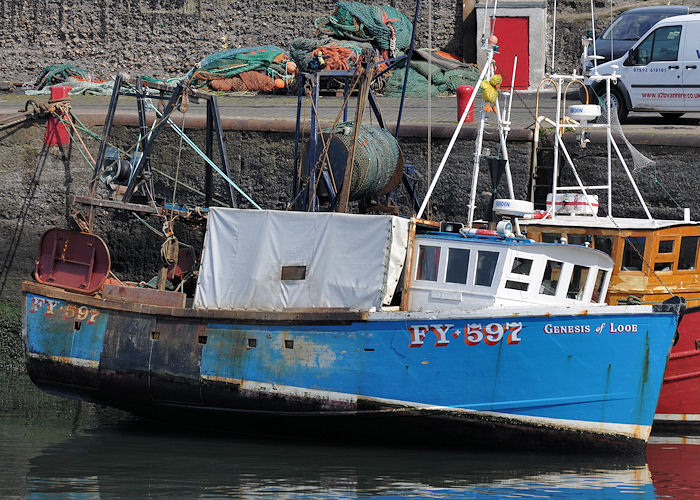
left=655, top=413, right=700, bottom=422
left=27, top=352, right=99, bottom=369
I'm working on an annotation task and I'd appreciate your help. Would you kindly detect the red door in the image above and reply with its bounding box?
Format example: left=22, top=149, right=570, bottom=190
left=493, top=17, right=529, bottom=90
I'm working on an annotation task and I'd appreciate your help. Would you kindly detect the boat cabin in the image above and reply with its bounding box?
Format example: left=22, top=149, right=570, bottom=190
left=405, top=229, right=612, bottom=312
left=523, top=217, right=700, bottom=306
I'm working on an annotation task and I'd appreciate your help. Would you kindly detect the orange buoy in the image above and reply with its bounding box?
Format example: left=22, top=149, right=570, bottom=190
left=286, top=60, right=297, bottom=73
left=274, top=78, right=285, bottom=89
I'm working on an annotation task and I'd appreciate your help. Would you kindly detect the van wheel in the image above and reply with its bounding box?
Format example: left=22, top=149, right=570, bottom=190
left=597, top=87, right=629, bottom=123
left=608, top=87, right=629, bottom=123
left=660, top=112, right=684, bottom=119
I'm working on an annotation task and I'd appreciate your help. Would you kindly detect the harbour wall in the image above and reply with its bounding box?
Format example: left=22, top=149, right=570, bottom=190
left=1, top=118, right=698, bottom=367
left=0, top=0, right=659, bottom=84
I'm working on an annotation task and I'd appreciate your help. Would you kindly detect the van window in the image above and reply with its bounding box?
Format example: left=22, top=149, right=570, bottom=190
left=621, top=237, right=646, bottom=271
left=636, top=25, right=682, bottom=64
left=678, top=236, right=699, bottom=270
left=540, top=260, right=563, bottom=296
left=567, top=265, right=590, bottom=300
left=417, top=245, right=440, bottom=281
left=594, top=235, right=613, bottom=256
left=475, top=251, right=499, bottom=287
left=446, top=248, right=469, bottom=284
left=602, top=12, right=668, bottom=41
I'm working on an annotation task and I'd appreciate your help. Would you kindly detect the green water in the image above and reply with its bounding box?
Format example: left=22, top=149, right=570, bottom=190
left=0, top=370, right=697, bottom=499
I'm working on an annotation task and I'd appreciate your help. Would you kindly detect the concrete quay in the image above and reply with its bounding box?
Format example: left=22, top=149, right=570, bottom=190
left=2, top=92, right=700, bottom=146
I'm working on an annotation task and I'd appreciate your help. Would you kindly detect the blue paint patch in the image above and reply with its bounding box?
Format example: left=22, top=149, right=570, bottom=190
left=25, top=293, right=108, bottom=362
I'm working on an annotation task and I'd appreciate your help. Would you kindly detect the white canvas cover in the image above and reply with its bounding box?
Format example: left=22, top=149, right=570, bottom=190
left=193, top=209, right=409, bottom=311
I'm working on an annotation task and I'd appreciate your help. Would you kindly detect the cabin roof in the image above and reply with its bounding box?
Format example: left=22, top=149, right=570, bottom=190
left=522, top=216, right=700, bottom=231
left=421, top=232, right=536, bottom=246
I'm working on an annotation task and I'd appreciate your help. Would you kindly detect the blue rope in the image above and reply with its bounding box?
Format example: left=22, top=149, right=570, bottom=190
left=146, top=102, right=262, bottom=210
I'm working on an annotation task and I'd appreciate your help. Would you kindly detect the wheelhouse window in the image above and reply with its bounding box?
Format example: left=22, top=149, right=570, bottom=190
left=445, top=248, right=470, bottom=284
left=505, top=280, right=529, bottom=291
left=475, top=251, right=499, bottom=287
left=621, top=237, right=646, bottom=271
left=592, top=269, right=608, bottom=303
left=511, top=257, right=533, bottom=276
left=567, top=265, right=590, bottom=300
left=658, top=240, right=674, bottom=254
left=593, top=236, right=613, bottom=256
left=417, top=245, right=441, bottom=281
left=654, top=262, right=673, bottom=272
left=568, top=234, right=587, bottom=246
left=540, top=260, right=563, bottom=296
left=678, top=236, right=699, bottom=270
left=542, top=233, right=561, bottom=243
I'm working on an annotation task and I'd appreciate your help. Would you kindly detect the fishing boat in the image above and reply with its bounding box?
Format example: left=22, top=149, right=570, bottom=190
left=520, top=70, right=700, bottom=428
left=23, top=206, right=683, bottom=452
left=21, top=27, right=686, bottom=452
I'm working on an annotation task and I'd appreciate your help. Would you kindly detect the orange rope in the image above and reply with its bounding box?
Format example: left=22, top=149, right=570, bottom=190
left=312, top=46, right=361, bottom=71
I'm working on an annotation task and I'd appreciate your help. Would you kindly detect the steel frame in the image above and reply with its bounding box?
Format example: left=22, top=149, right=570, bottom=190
left=292, top=0, right=422, bottom=213
left=89, top=77, right=236, bottom=213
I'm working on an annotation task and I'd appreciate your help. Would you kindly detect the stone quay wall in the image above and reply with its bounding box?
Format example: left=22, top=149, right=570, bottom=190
left=1, top=0, right=669, bottom=84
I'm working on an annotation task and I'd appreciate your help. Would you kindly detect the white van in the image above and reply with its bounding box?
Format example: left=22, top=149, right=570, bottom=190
left=584, top=13, right=700, bottom=122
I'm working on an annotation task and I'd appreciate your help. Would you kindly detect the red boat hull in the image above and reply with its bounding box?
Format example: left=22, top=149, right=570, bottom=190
left=655, top=306, right=700, bottom=425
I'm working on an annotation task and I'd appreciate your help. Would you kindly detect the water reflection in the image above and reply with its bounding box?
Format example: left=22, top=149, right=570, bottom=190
left=1, top=371, right=697, bottom=499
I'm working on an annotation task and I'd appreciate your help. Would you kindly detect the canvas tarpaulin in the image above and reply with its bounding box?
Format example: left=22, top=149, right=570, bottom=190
left=193, top=209, right=409, bottom=311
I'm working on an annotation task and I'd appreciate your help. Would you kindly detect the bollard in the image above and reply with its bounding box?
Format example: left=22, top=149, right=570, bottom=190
left=456, top=85, right=474, bottom=123
left=44, top=86, right=72, bottom=146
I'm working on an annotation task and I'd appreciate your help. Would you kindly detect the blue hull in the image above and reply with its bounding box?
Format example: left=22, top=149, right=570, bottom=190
left=22, top=287, right=678, bottom=451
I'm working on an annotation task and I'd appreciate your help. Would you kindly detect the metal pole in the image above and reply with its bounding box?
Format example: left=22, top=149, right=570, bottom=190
left=549, top=76, right=563, bottom=216
left=394, top=0, right=421, bottom=139
left=293, top=73, right=304, bottom=208
left=467, top=109, right=487, bottom=227
left=210, top=95, right=237, bottom=207
left=417, top=52, right=493, bottom=219
left=205, top=98, right=214, bottom=208
left=88, top=74, right=122, bottom=231
left=122, top=82, right=183, bottom=203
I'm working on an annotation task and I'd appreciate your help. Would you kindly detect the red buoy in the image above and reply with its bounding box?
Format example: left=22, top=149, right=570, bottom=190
left=456, top=85, right=475, bottom=123
left=44, top=86, right=72, bottom=146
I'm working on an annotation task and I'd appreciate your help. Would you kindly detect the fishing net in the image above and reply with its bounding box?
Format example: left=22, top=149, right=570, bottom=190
left=409, top=60, right=447, bottom=86
left=442, top=66, right=482, bottom=94
left=33, top=63, right=106, bottom=90
left=608, top=109, right=656, bottom=174
left=324, top=121, right=401, bottom=199
left=383, top=61, right=481, bottom=97
left=315, top=2, right=413, bottom=52
left=289, top=37, right=371, bottom=72
left=384, top=66, right=438, bottom=97
left=193, top=46, right=296, bottom=92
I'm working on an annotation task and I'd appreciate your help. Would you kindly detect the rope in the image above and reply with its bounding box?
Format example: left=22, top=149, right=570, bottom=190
left=145, top=100, right=262, bottom=210
left=170, top=112, right=187, bottom=220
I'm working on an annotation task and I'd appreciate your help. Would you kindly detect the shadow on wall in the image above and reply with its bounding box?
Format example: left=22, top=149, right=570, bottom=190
left=0, top=141, right=73, bottom=296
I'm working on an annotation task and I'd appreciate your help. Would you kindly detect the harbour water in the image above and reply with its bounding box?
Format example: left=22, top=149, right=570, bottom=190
left=1, top=370, right=698, bottom=499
